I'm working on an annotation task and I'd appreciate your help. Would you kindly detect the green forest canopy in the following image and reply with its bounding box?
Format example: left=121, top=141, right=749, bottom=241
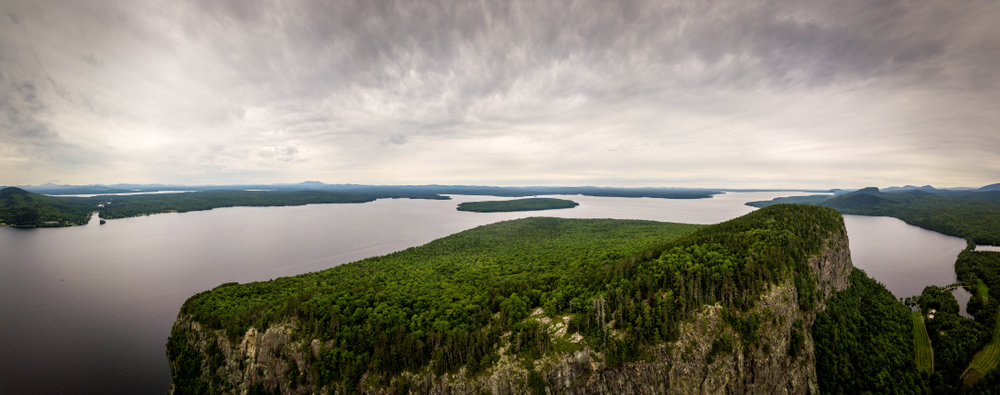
left=170, top=204, right=848, bottom=392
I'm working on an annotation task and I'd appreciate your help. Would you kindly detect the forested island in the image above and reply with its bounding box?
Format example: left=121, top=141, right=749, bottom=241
left=747, top=188, right=1000, bottom=245
left=0, top=187, right=427, bottom=227
left=456, top=198, right=579, bottom=213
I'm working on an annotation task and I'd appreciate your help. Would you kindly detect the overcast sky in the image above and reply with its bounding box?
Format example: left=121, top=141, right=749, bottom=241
left=1, top=0, right=998, bottom=188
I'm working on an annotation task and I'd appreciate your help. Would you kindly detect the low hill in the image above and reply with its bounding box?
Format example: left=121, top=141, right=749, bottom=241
left=747, top=190, right=1000, bottom=245
left=823, top=191, right=896, bottom=211
left=848, top=186, right=881, bottom=195
left=980, top=183, right=1000, bottom=192
left=0, top=187, right=98, bottom=226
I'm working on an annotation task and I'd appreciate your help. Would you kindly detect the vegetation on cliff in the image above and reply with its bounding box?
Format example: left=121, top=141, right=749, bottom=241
left=747, top=189, right=1000, bottom=245
left=168, top=204, right=846, bottom=393
left=455, top=198, right=579, bottom=213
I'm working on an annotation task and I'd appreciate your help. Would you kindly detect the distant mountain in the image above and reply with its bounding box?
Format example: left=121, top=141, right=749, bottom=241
left=848, top=187, right=881, bottom=195
left=980, top=183, right=1000, bottom=192
left=882, top=185, right=937, bottom=193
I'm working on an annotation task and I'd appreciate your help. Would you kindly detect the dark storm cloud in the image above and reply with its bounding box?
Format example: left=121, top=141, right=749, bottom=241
left=0, top=0, right=997, bottom=186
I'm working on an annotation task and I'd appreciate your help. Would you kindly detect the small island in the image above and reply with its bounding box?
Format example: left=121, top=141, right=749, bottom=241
left=456, top=197, right=579, bottom=213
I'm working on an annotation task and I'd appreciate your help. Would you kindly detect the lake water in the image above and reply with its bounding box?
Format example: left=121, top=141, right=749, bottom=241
left=843, top=215, right=971, bottom=314
left=0, top=192, right=972, bottom=394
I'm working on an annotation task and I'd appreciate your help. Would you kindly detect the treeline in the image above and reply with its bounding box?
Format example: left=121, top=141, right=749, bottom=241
left=748, top=190, right=1000, bottom=245
left=240, top=184, right=721, bottom=200
left=456, top=198, right=579, bottom=213
left=27, top=183, right=722, bottom=200
left=169, top=204, right=846, bottom=393
left=0, top=187, right=455, bottom=226
left=97, top=191, right=383, bottom=219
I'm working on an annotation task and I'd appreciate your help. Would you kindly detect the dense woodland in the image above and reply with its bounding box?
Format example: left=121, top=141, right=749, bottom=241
left=812, top=269, right=927, bottom=394
left=747, top=189, right=1000, bottom=245
left=169, top=204, right=846, bottom=393
left=456, top=198, right=579, bottom=213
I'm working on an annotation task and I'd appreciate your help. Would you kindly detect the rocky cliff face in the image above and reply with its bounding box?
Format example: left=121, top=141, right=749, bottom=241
left=168, top=229, right=853, bottom=395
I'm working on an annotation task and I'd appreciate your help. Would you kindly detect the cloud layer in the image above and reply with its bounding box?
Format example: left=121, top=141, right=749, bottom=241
left=2, top=0, right=998, bottom=188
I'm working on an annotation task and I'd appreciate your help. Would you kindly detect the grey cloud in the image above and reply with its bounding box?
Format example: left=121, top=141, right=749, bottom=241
left=0, top=0, right=997, bottom=186
left=381, top=134, right=408, bottom=146
left=176, top=0, right=998, bottom=122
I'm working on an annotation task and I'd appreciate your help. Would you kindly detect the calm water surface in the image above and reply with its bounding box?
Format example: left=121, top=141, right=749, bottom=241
left=0, top=192, right=972, bottom=394
left=843, top=215, right=971, bottom=314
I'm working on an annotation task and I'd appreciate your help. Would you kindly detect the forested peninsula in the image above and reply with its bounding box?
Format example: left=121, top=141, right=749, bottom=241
left=0, top=184, right=717, bottom=227
left=747, top=188, right=1000, bottom=245
left=0, top=187, right=433, bottom=227
left=0, top=187, right=96, bottom=226
left=456, top=198, right=579, bottom=213
left=166, top=204, right=920, bottom=394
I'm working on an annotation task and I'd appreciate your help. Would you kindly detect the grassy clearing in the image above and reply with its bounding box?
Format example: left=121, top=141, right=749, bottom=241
left=964, top=305, right=1000, bottom=386
left=912, top=311, right=933, bottom=373
left=975, top=278, right=989, bottom=300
